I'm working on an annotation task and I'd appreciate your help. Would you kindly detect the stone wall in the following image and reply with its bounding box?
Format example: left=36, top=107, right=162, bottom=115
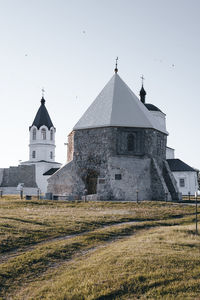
left=67, top=131, right=74, bottom=163
left=48, top=126, right=178, bottom=201
left=0, top=169, right=4, bottom=186
left=1, top=165, right=37, bottom=188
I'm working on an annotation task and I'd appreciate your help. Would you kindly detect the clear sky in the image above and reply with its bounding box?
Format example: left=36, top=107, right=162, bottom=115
left=0, top=0, right=200, bottom=169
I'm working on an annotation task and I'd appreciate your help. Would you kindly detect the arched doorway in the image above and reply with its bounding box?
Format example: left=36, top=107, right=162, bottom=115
left=86, top=170, right=98, bottom=194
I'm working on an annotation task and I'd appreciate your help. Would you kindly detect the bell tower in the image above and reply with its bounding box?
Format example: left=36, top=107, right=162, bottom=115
left=29, top=97, right=56, bottom=162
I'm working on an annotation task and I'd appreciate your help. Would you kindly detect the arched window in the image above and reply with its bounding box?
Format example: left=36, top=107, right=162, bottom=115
left=127, top=134, right=135, bottom=151
left=41, top=128, right=46, bottom=140
left=50, top=151, right=53, bottom=159
left=50, top=129, right=53, bottom=141
left=32, top=128, right=36, bottom=140
left=32, top=151, right=36, bottom=158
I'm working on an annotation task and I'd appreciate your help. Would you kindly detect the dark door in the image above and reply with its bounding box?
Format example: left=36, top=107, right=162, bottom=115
left=86, top=171, right=98, bottom=194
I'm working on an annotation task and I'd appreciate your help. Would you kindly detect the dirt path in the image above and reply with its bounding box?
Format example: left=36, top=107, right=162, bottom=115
left=0, top=221, right=139, bottom=264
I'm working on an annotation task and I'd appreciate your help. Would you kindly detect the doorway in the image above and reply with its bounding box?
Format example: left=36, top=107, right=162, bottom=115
left=86, top=170, right=98, bottom=194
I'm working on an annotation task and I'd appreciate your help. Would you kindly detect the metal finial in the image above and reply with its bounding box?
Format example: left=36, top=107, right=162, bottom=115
left=114, top=57, right=118, bottom=73
left=141, top=75, right=144, bottom=85
left=42, top=87, right=45, bottom=98
left=141, top=75, right=145, bottom=86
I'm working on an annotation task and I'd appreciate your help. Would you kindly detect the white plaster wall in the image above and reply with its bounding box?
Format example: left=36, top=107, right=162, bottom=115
left=173, top=171, right=198, bottom=195
left=29, top=144, right=55, bottom=161
left=166, top=147, right=175, bottom=159
left=20, top=161, right=61, bottom=194
left=29, top=126, right=56, bottom=162
left=150, top=111, right=166, bottom=132
left=106, top=157, right=152, bottom=201
left=34, top=162, right=61, bottom=194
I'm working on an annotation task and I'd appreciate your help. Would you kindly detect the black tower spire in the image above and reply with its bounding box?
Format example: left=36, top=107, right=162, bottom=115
left=139, top=75, right=146, bottom=104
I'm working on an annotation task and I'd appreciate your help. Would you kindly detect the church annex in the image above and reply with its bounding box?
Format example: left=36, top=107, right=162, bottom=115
left=47, top=68, right=180, bottom=201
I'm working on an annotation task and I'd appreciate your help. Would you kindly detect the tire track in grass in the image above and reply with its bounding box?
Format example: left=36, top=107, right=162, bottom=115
left=0, top=212, right=191, bottom=265
left=0, top=215, right=191, bottom=299
left=0, top=221, right=140, bottom=264
left=1, top=221, right=151, bottom=299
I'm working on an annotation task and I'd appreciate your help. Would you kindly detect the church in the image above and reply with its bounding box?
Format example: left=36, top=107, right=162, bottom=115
left=47, top=66, right=182, bottom=201
left=0, top=96, right=61, bottom=194
left=0, top=64, right=198, bottom=199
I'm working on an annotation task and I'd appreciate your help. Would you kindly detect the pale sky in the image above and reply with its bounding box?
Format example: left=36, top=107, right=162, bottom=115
left=0, top=0, right=200, bottom=169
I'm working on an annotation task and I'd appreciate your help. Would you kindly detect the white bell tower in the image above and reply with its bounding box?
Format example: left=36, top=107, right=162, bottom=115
left=29, top=97, right=56, bottom=162
left=21, top=94, right=61, bottom=194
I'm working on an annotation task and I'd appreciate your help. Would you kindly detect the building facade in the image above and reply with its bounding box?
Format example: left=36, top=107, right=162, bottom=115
left=166, top=148, right=198, bottom=195
left=47, top=71, right=180, bottom=201
left=21, top=97, right=61, bottom=193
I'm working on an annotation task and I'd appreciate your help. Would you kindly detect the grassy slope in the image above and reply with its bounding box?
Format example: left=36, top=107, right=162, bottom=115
left=0, top=196, right=199, bottom=299
left=25, top=225, right=200, bottom=300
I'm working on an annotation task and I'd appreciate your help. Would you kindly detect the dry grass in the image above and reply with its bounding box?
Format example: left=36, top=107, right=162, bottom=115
left=0, top=196, right=199, bottom=299
left=17, top=225, right=200, bottom=300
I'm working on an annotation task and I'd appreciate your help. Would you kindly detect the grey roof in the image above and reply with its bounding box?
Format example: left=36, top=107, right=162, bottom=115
left=43, top=168, right=60, bottom=176
left=167, top=159, right=197, bottom=172
left=145, top=103, right=162, bottom=112
left=31, top=97, right=54, bottom=130
left=73, top=73, right=168, bottom=134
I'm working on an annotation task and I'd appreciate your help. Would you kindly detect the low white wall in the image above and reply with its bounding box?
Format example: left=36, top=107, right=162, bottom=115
left=0, top=187, right=38, bottom=195
left=172, top=171, right=198, bottom=195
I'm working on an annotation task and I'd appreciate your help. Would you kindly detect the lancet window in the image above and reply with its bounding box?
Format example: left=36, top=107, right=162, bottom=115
left=41, top=128, right=46, bottom=140
left=127, top=134, right=135, bottom=151
left=32, top=128, right=36, bottom=140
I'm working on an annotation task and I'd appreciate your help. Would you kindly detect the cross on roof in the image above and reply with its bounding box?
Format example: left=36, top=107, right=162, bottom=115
left=141, top=75, right=145, bottom=85
left=114, top=57, right=118, bottom=73
left=42, top=88, right=45, bottom=98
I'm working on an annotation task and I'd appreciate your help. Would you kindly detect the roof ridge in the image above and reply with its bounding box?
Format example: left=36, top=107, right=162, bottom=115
left=110, top=73, right=118, bottom=124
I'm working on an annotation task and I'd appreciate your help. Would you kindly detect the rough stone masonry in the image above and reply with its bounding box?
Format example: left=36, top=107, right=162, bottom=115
left=47, top=126, right=180, bottom=201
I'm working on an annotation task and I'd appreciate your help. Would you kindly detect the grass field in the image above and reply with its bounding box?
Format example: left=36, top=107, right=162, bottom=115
left=0, top=196, right=199, bottom=299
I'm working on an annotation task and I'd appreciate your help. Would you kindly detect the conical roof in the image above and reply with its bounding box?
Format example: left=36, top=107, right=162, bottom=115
left=73, top=73, right=167, bottom=134
left=31, top=97, right=54, bottom=129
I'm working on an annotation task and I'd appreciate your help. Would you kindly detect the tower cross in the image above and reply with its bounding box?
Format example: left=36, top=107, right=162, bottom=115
left=141, top=75, right=145, bottom=85
left=42, top=88, right=45, bottom=98
left=114, top=57, right=118, bottom=73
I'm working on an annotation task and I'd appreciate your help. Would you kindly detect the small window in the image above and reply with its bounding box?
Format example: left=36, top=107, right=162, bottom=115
left=99, top=179, right=105, bottom=184
left=32, top=128, right=36, bottom=140
left=179, top=178, right=185, bottom=187
left=41, top=128, right=46, bottom=140
left=50, top=129, right=53, bottom=140
left=115, top=174, right=122, bottom=180
left=50, top=151, right=53, bottom=159
left=127, top=134, right=135, bottom=151
left=32, top=151, right=36, bottom=159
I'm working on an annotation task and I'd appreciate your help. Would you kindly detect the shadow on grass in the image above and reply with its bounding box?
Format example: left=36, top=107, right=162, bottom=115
left=95, top=277, right=176, bottom=300
left=0, top=216, right=49, bottom=226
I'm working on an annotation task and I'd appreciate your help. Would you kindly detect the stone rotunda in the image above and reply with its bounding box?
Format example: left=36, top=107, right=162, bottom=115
left=47, top=69, right=180, bottom=201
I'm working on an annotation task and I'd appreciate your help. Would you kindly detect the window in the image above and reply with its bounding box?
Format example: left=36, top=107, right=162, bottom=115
left=115, top=174, right=122, bottom=180
left=32, top=128, right=36, bottom=140
left=50, top=151, right=53, bottom=159
left=99, top=179, right=105, bottom=184
left=41, top=128, right=46, bottom=140
left=127, top=134, right=135, bottom=151
left=179, top=178, right=185, bottom=187
left=32, top=151, right=36, bottom=159
left=50, top=129, right=53, bottom=140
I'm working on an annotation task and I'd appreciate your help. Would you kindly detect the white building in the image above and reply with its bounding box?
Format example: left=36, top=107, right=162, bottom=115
left=141, top=85, right=198, bottom=196
left=21, top=97, right=61, bottom=194
left=166, top=147, right=198, bottom=196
